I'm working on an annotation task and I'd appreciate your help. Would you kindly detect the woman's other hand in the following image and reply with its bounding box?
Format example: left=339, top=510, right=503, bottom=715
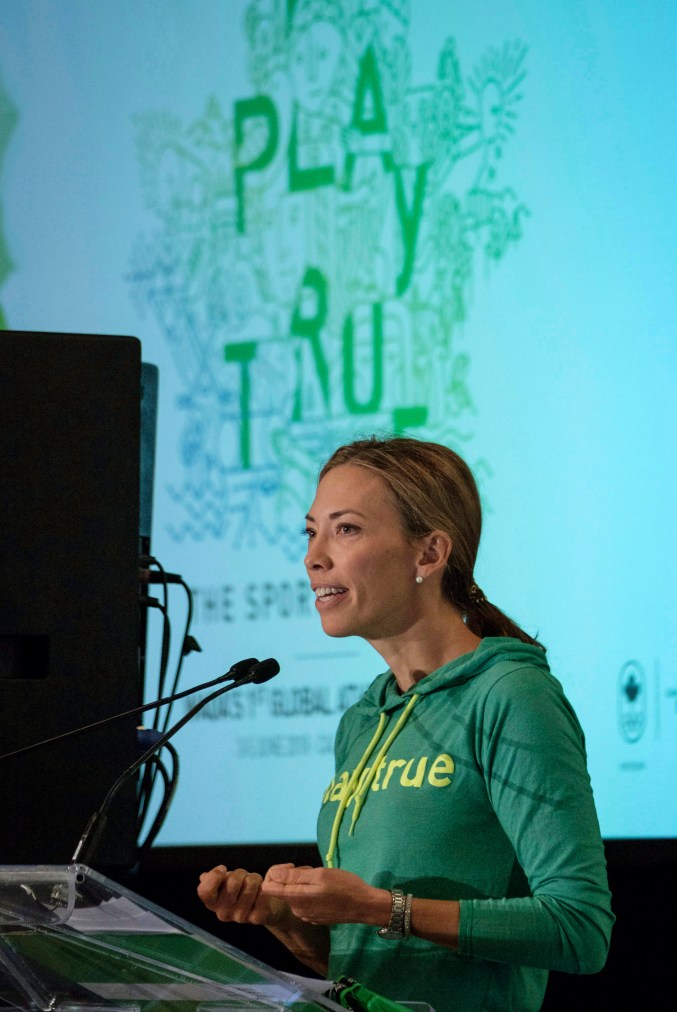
left=197, top=863, right=332, bottom=975
left=261, top=863, right=389, bottom=926
left=197, top=865, right=289, bottom=926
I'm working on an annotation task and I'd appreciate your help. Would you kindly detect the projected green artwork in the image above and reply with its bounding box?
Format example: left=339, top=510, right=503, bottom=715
left=130, top=1, right=527, bottom=554
left=1, top=0, right=676, bottom=845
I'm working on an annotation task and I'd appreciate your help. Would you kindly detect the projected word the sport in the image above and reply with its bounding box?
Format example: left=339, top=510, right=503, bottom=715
left=130, top=2, right=528, bottom=554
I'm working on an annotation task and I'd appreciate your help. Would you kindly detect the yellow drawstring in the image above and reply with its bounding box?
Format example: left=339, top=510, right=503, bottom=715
left=348, top=694, right=419, bottom=836
left=325, top=712, right=386, bottom=868
left=324, top=694, right=419, bottom=868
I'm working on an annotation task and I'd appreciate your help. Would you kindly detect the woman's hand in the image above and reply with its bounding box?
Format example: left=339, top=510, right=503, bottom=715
left=197, top=863, right=332, bottom=975
left=197, top=865, right=289, bottom=927
left=261, top=863, right=390, bottom=926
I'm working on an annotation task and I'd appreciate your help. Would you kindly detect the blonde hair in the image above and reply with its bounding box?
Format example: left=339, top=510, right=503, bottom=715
left=320, top=436, right=544, bottom=648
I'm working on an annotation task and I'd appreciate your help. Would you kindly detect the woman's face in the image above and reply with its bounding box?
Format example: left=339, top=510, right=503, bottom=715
left=304, top=464, right=424, bottom=643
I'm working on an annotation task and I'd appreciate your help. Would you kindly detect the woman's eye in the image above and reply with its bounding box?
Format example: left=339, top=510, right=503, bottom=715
left=302, top=527, right=315, bottom=539
left=338, top=523, right=357, bottom=534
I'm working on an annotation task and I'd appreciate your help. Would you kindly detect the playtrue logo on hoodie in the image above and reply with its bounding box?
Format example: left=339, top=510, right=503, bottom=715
left=323, top=751, right=455, bottom=804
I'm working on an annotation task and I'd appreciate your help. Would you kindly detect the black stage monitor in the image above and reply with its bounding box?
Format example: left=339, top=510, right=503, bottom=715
left=0, top=330, right=141, bottom=867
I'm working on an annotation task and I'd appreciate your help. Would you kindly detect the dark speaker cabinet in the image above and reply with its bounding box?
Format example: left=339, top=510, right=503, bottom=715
left=0, top=330, right=141, bottom=866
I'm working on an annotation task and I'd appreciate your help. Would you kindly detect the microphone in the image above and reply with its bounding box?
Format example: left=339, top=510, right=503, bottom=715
left=71, top=657, right=280, bottom=866
left=0, top=657, right=259, bottom=762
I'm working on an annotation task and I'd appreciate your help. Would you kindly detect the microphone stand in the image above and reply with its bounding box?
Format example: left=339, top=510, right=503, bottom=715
left=72, top=658, right=280, bottom=867
left=0, top=658, right=259, bottom=762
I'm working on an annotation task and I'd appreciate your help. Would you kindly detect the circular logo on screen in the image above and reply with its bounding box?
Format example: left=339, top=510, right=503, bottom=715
left=617, top=660, right=647, bottom=744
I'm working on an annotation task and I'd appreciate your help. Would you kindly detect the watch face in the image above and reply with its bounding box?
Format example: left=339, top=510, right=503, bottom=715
left=377, top=927, right=403, bottom=940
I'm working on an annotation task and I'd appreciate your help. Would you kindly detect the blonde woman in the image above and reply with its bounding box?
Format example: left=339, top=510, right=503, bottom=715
left=199, top=436, right=613, bottom=1012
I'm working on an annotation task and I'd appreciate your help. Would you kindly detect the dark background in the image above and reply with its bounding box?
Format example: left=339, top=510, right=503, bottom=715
left=110, top=839, right=675, bottom=1010
left=0, top=331, right=141, bottom=867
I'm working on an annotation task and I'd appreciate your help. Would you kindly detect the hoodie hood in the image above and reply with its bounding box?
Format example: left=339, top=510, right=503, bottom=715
left=365, top=637, right=551, bottom=713
left=322, top=637, right=552, bottom=867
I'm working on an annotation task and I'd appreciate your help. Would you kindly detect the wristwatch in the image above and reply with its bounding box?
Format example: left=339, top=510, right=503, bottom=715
left=377, top=888, right=413, bottom=939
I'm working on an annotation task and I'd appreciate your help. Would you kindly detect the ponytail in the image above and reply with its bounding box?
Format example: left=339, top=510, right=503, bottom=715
left=462, top=586, right=544, bottom=649
left=442, top=565, right=545, bottom=650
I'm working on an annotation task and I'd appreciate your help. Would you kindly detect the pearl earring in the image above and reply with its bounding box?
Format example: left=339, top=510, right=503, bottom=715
left=415, top=575, right=423, bottom=584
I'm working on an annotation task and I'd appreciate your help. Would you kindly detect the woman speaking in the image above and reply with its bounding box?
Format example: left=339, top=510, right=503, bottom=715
left=198, top=436, right=613, bottom=1011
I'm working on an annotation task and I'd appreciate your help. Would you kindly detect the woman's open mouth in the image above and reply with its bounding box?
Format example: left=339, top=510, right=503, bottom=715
left=314, top=585, right=348, bottom=607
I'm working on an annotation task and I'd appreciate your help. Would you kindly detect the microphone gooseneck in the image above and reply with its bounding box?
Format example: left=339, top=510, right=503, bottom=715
left=71, top=657, right=281, bottom=866
left=0, top=658, right=259, bottom=762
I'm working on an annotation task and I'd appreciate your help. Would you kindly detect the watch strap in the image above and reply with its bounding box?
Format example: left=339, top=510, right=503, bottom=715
left=377, top=888, right=412, bottom=940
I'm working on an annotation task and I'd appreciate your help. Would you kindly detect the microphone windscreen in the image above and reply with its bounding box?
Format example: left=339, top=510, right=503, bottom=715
left=227, top=657, right=259, bottom=680
left=250, top=658, right=280, bottom=684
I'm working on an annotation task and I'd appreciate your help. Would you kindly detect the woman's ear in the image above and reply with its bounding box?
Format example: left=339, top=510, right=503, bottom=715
left=417, top=531, right=453, bottom=577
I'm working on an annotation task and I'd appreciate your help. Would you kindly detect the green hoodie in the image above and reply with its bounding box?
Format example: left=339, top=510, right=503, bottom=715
left=316, top=638, right=614, bottom=1012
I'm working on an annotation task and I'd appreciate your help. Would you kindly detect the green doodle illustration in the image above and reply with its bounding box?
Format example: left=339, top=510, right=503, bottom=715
left=129, top=0, right=527, bottom=556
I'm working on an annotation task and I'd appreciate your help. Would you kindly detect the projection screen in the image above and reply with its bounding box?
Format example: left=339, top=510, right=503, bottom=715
left=0, top=0, right=675, bottom=844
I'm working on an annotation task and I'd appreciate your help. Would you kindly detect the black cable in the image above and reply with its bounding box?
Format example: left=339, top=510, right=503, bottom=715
left=149, top=559, right=171, bottom=728
left=139, top=595, right=171, bottom=723
left=160, top=578, right=194, bottom=735
left=136, top=556, right=195, bottom=849
left=137, top=752, right=174, bottom=845
left=139, top=553, right=171, bottom=730
left=136, top=748, right=162, bottom=833
left=136, top=596, right=171, bottom=824
left=138, top=744, right=180, bottom=853
left=136, top=752, right=170, bottom=838
left=135, top=738, right=178, bottom=837
left=143, top=575, right=194, bottom=838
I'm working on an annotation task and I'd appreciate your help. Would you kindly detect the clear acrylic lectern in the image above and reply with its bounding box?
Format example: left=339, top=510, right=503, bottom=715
left=0, top=864, right=342, bottom=1012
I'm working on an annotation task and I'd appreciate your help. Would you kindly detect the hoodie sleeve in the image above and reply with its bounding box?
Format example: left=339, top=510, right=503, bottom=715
left=458, top=665, right=614, bottom=973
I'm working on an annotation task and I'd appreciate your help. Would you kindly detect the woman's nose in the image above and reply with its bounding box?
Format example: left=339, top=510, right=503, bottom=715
left=305, top=535, right=331, bottom=570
